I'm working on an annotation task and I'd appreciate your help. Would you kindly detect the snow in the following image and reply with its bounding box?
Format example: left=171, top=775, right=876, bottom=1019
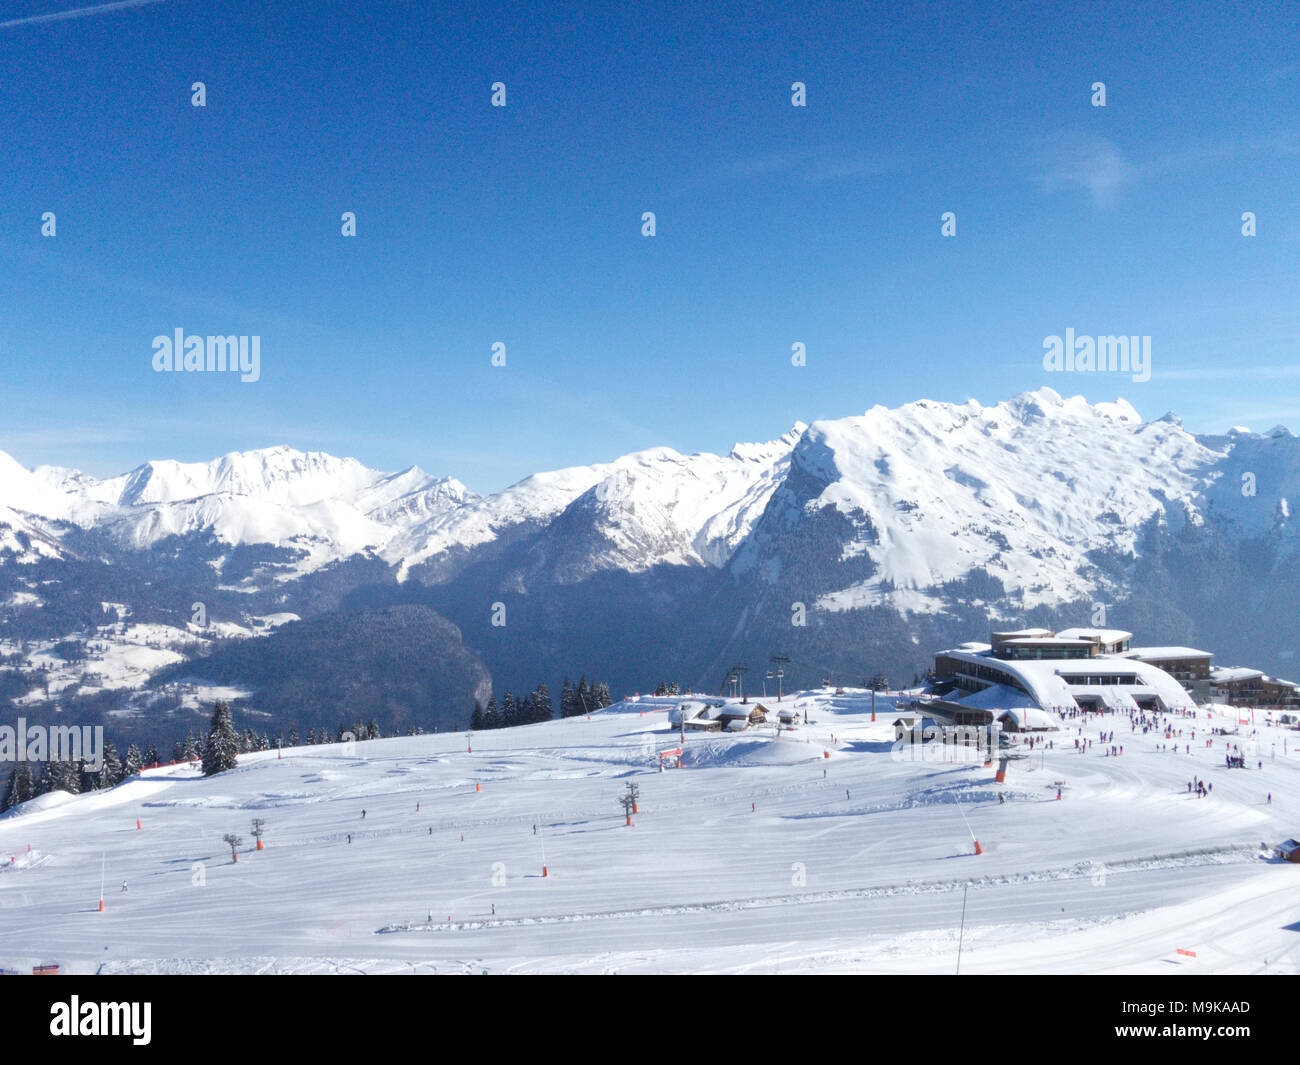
left=939, top=645, right=1198, bottom=714
left=1055, top=628, right=1133, bottom=645
left=0, top=615, right=284, bottom=704
left=1, top=390, right=1295, bottom=616
left=1212, top=667, right=1265, bottom=683
left=802, top=389, right=1223, bottom=612
left=2, top=688, right=1297, bottom=974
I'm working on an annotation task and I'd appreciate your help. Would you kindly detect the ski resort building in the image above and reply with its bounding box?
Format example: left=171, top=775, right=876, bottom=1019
left=1210, top=668, right=1300, bottom=709
left=1121, top=647, right=1214, bottom=686
left=933, top=629, right=1198, bottom=717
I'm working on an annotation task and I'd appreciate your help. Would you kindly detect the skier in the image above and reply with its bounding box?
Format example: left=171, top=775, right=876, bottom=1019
left=121, top=880, right=127, bottom=893
left=361, top=809, right=366, bottom=819
left=998, top=792, right=1005, bottom=805
left=347, top=833, right=352, bottom=843
left=846, top=788, right=850, bottom=800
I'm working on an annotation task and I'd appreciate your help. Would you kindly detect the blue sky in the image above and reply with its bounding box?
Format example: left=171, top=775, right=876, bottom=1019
left=1, top=0, right=1297, bottom=490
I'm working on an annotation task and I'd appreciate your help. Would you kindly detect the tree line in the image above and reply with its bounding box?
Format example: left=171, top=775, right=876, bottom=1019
left=1, top=699, right=437, bottom=810
left=470, top=676, right=612, bottom=731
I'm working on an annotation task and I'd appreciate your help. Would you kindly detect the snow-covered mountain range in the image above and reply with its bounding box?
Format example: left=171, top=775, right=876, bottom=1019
left=3, top=387, right=1294, bottom=601
left=2, top=387, right=1298, bottom=729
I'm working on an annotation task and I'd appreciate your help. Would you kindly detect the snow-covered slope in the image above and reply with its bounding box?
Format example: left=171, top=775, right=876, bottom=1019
left=389, top=426, right=805, bottom=580
left=768, top=390, right=1224, bottom=613
left=2, top=690, right=1295, bottom=974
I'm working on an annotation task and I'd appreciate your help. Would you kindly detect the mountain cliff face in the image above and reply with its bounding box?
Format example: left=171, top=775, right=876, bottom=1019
left=2, top=388, right=1298, bottom=725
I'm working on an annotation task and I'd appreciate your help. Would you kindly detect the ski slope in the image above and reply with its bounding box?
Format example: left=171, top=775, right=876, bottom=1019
left=1, top=691, right=1297, bottom=974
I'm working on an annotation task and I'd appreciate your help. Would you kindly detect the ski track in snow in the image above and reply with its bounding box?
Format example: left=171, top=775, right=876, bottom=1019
left=1, top=691, right=1298, bottom=974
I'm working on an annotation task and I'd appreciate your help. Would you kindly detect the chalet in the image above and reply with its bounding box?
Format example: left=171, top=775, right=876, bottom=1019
left=717, top=704, right=767, bottom=732
left=1273, top=839, right=1300, bottom=863
left=670, top=701, right=723, bottom=731
left=895, top=716, right=945, bottom=743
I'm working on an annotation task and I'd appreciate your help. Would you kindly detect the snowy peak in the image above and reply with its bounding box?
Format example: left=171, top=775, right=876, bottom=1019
left=1, top=393, right=1296, bottom=609
left=393, top=427, right=806, bottom=577
left=0, top=450, right=73, bottom=520
left=739, top=390, right=1231, bottom=614
left=95, top=447, right=379, bottom=508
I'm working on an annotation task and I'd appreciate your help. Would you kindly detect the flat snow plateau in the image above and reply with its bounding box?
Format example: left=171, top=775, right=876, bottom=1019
left=1, top=691, right=1297, bottom=974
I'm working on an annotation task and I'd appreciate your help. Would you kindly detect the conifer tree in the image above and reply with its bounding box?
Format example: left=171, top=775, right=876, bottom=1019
left=19, top=761, right=38, bottom=802
left=202, top=700, right=240, bottom=776
left=2, top=762, right=38, bottom=811
left=124, top=743, right=143, bottom=779
left=502, top=691, right=518, bottom=729
left=46, top=757, right=80, bottom=795
left=0, top=769, right=18, bottom=812
left=483, top=696, right=501, bottom=730
left=470, top=701, right=484, bottom=730
left=532, top=682, right=552, bottom=721
left=100, top=739, right=123, bottom=788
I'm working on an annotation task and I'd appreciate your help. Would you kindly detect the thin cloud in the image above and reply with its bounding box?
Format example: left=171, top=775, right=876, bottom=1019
left=0, top=0, right=173, bottom=31
left=673, top=144, right=912, bottom=197
left=1033, top=131, right=1132, bottom=208
left=1032, top=129, right=1300, bottom=207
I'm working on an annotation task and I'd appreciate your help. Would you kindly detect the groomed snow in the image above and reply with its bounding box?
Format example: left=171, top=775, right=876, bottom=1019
left=1, top=690, right=1297, bottom=974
